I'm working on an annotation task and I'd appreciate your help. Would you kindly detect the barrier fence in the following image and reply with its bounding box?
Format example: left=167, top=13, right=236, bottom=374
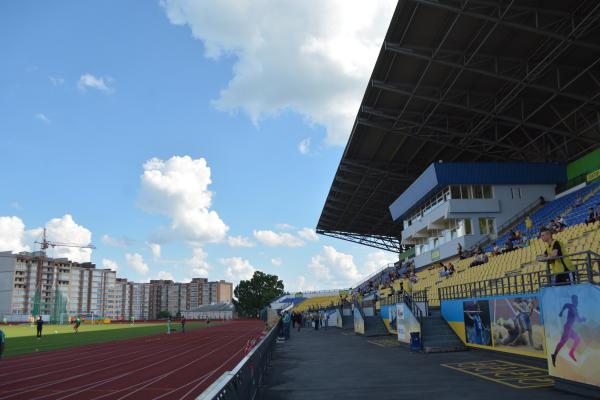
left=438, top=251, right=600, bottom=301
left=197, top=320, right=281, bottom=400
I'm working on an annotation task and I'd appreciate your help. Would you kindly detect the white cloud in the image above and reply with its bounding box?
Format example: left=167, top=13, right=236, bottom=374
left=227, top=235, right=255, bottom=248
left=253, top=229, right=304, bottom=247
left=298, top=137, right=311, bottom=155
left=35, top=113, right=50, bottom=124
left=49, top=76, right=65, bottom=86
left=149, top=243, right=161, bottom=259
left=363, top=250, right=397, bottom=275
left=308, top=245, right=360, bottom=288
left=101, top=234, right=135, bottom=248
left=102, top=258, right=119, bottom=272
left=0, top=216, right=31, bottom=253
left=189, top=247, right=211, bottom=277
left=138, top=155, right=229, bottom=244
left=42, top=215, right=93, bottom=262
left=77, top=73, right=114, bottom=93
left=297, top=227, right=318, bottom=241
left=271, top=257, right=282, bottom=266
left=275, top=223, right=295, bottom=230
left=0, top=215, right=92, bottom=262
left=220, top=256, right=256, bottom=285
left=157, top=270, right=175, bottom=281
left=160, top=1, right=395, bottom=145
left=125, top=253, right=149, bottom=275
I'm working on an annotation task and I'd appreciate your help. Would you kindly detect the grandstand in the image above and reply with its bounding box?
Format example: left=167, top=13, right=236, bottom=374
left=226, top=1, right=600, bottom=398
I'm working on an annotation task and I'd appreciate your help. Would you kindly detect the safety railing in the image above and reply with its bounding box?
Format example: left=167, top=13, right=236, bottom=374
left=438, top=250, right=600, bottom=301
left=197, top=320, right=281, bottom=400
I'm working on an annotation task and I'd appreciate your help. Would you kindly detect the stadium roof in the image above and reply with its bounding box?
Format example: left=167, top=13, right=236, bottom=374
left=317, top=0, right=600, bottom=253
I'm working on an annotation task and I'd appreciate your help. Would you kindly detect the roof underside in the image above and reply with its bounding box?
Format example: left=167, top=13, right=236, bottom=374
left=317, top=0, right=600, bottom=253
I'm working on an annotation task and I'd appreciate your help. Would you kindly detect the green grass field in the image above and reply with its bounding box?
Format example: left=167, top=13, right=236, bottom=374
left=0, top=321, right=212, bottom=358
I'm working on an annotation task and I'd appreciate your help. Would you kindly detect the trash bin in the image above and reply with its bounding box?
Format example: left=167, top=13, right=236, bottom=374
left=410, top=332, right=421, bottom=351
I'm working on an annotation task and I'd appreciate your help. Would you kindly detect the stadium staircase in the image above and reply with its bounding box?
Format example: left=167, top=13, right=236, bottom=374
left=420, top=309, right=467, bottom=353
left=341, top=304, right=353, bottom=329
left=363, top=314, right=389, bottom=337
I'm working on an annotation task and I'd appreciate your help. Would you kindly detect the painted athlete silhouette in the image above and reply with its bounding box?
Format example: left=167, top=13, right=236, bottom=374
left=551, top=294, right=586, bottom=367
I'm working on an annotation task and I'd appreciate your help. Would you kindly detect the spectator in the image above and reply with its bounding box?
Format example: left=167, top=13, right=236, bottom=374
left=457, top=243, right=463, bottom=259
left=574, top=194, right=582, bottom=208
left=556, top=216, right=566, bottom=231
left=447, top=263, right=455, bottom=276
left=537, top=227, right=576, bottom=285
left=282, top=312, right=291, bottom=339
left=439, top=265, right=449, bottom=278
left=596, top=203, right=600, bottom=218
left=525, top=215, right=533, bottom=236
left=492, top=242, right=501, bottom=256
left=586, top=207, right=597, bottom=225
left=503, top=238, right=514, bottom=253
left=469, top=249, right=488, bottom=267
left=508, top=230, right=518, bottom=242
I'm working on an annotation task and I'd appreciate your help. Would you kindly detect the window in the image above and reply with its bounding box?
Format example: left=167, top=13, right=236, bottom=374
left=473, top=185, right=484, bottom=199
left=482, top=185, right=493, bottom=198
left=478, top=218, right=495, bottom=235
left=464, top=219, right=473, bottom=235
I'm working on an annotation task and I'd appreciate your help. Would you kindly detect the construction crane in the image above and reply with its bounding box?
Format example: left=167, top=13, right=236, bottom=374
left=31, top=228, right=96, bottom=320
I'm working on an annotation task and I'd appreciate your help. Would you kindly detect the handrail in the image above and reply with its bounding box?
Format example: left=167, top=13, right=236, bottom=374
left=197, top=320, right=281, bottom=400
left=438, top=250, right=600, bottom=301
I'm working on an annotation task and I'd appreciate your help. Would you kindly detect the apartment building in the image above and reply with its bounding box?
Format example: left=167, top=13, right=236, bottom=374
left=0, top=251, right=234, bottom=321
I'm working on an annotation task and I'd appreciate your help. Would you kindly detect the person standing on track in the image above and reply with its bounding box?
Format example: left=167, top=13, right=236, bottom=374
left=206, top=317, right=210, bottom=327
left=181, top=316, right=186, bottom=333
left=0, top=328, right=5, bottom=360
left=73, top=316, right=81, bottom=334
left=36, top=316, right=44, bottom=339
left=167, top=317, right=172, bottom=334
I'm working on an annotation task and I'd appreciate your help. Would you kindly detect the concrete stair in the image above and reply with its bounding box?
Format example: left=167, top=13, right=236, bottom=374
left=364, top=315, right=389, bottom=337
left=421, top=310, right=467, bottom=353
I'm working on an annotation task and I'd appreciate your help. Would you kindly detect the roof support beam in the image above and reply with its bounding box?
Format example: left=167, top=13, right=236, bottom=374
left=409, top=0, right=600, bottom=52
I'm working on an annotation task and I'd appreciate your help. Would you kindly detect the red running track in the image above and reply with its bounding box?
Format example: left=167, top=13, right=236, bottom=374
left=0, top=320, right=265, bottom=400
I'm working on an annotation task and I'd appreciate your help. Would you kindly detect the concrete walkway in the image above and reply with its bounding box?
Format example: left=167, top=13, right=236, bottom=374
left=260, top=326, right=585, bottom=400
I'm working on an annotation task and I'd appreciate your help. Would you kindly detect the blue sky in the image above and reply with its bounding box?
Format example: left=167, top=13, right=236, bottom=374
left=0, top=1, right=398, bottom=291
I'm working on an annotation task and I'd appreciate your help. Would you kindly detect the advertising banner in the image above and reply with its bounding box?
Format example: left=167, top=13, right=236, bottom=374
left=491, top=296, right=545, bottom=356
left=463, top=300, right=492, bottom=346
left=541, top=284, right=600, bottom=388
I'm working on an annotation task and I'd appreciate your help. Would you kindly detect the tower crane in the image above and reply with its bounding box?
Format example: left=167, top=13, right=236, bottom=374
left=31, top=228, right=96, bottom=319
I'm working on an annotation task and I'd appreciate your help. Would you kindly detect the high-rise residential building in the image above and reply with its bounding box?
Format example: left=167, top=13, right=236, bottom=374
left=0, top=251, right=234, bottom=321
left=210, top=280, right=233, bottom=304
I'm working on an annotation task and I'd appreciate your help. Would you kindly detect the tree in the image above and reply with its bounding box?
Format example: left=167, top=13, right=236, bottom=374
left=233, top=271, right=284, bottom=317
left=157, top=310, right=172, bottom=319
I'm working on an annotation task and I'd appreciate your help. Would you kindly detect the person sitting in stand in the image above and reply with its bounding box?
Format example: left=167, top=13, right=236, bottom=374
left=503, top=237, right=514, bottom=253
left=513, top=231, right=524, bottom=249
left=447, top=263, right=455, bottom=276
left=492, top=242, right=501, bottom=256
left=457, top=243, right=464, bottom=259
left=557, top=215, right=566, bottom=228
left=469, top=248, right=489, bottom=267
left=508, top=230, right=518, bottom=243
left=595, top=203, right=600, bottom=219
left=574, top=194, right=583, bottom=208
left=439, top=264, right=449, bottom=278
left=586, top=207, right=597, bottom=225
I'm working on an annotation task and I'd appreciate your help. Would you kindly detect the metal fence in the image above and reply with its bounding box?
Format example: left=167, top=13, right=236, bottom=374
left=438, top=251, right=600, bottom=301
left=197, top=320, right=281, bottom=400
